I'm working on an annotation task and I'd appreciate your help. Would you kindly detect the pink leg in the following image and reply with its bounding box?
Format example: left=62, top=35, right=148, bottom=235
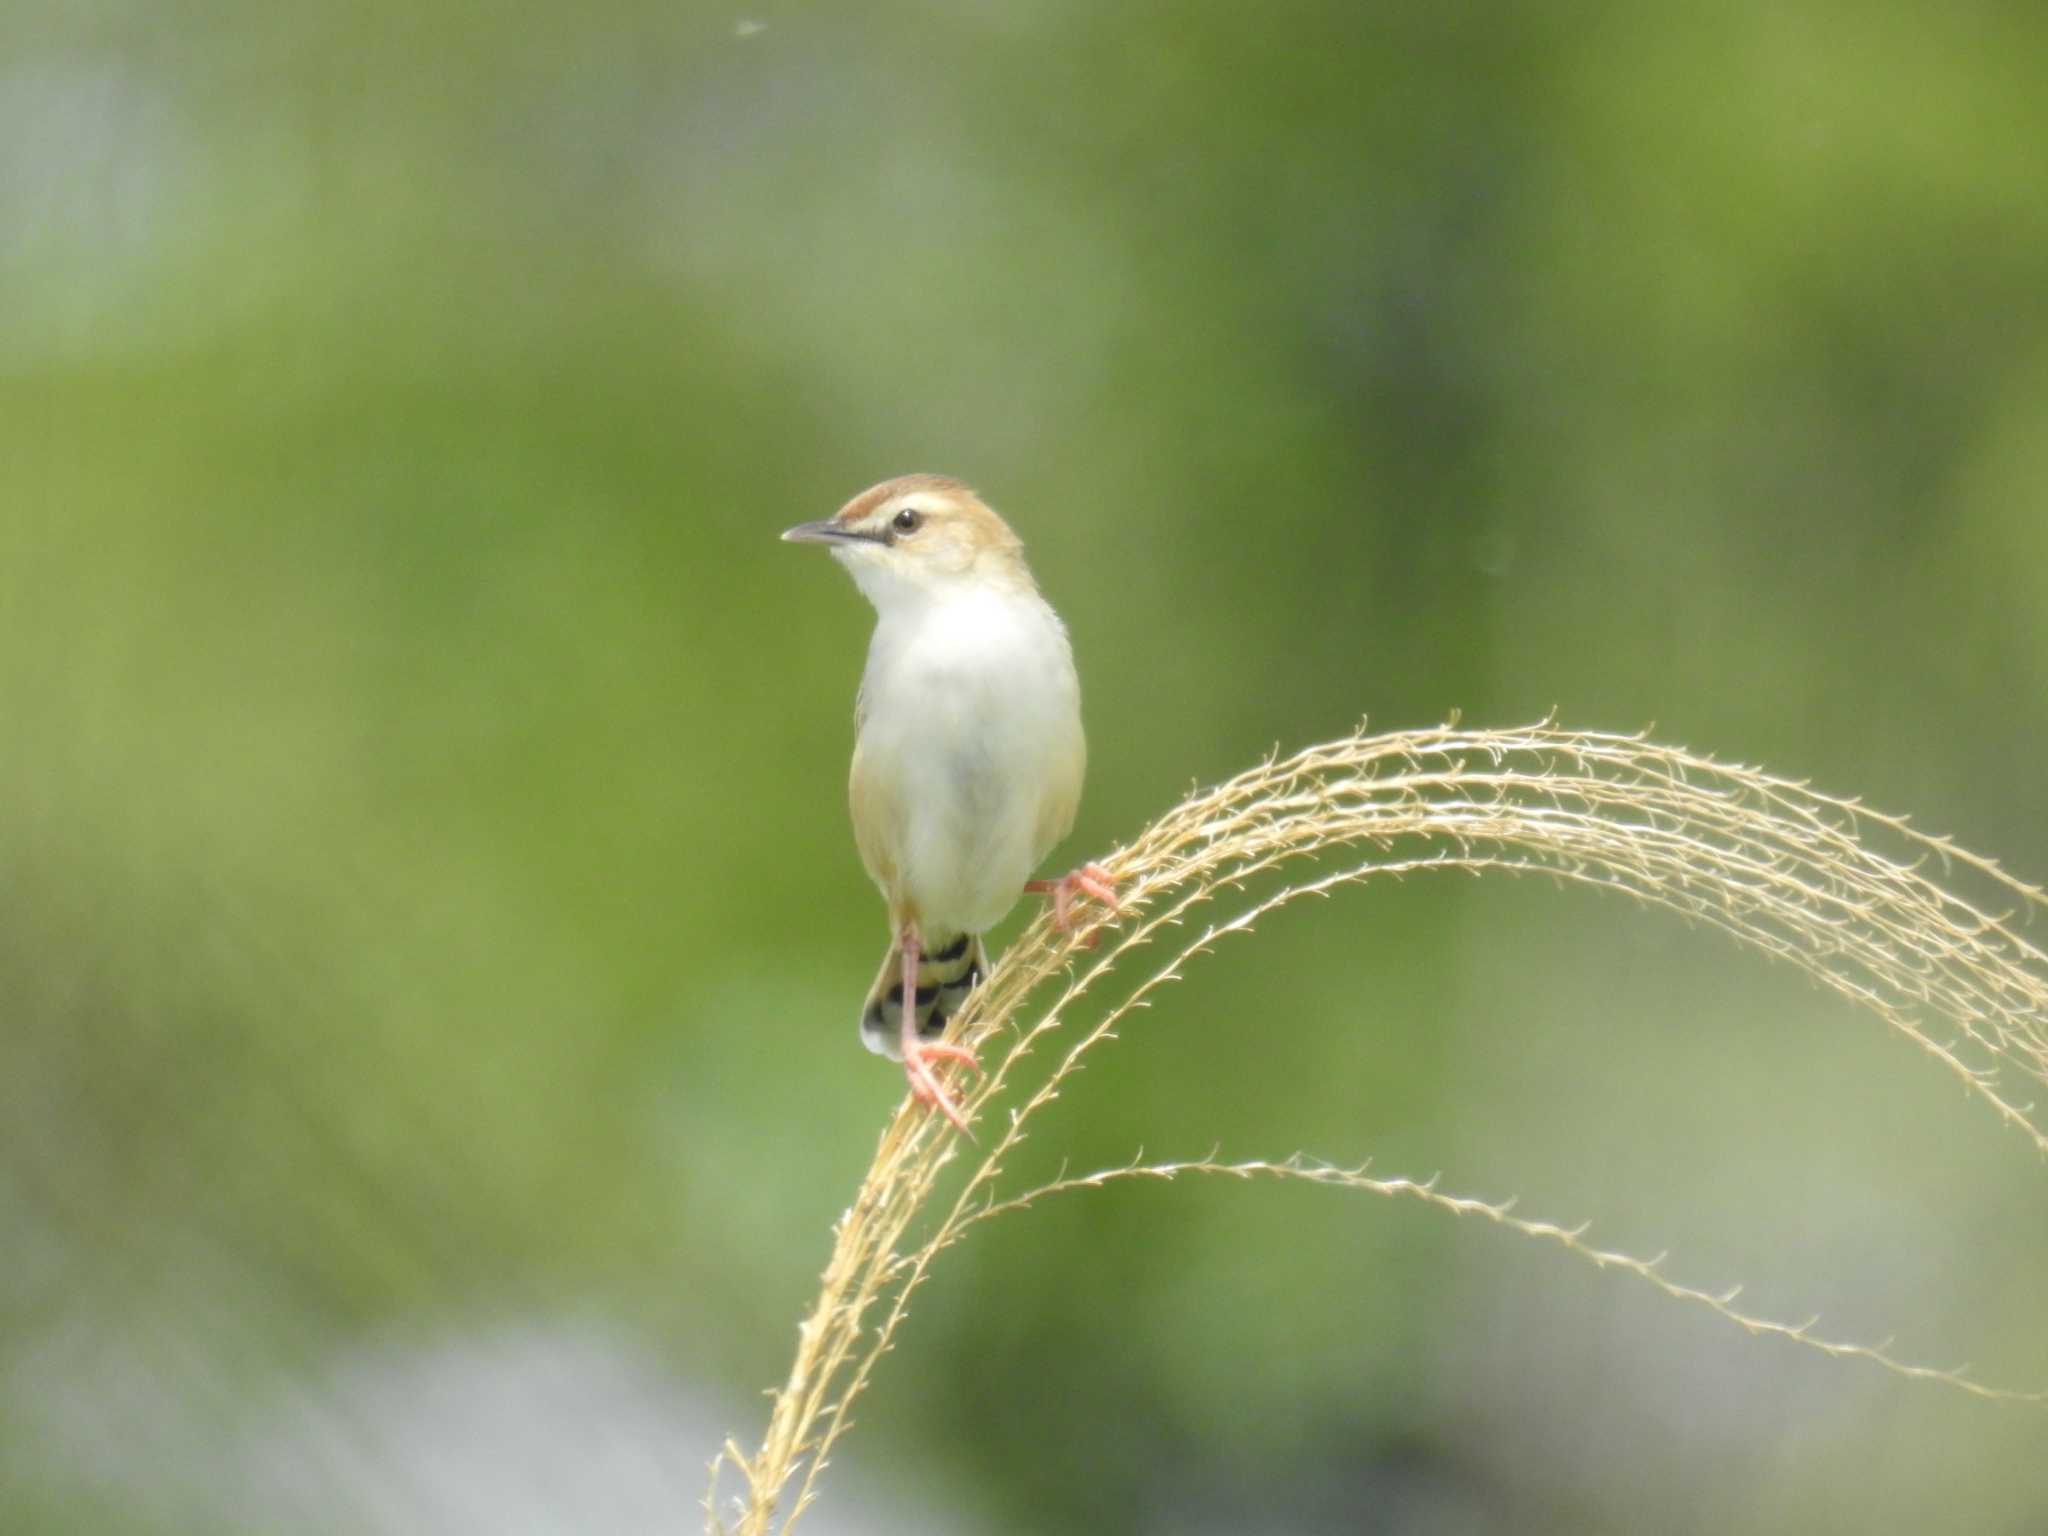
left=897, top=922, right=979, bottom=1138
left=1025, top=862, right=1123, bottom=946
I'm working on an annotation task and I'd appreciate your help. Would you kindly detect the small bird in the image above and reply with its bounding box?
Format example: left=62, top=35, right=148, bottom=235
left=783, top=475, right=1117, bottom=1134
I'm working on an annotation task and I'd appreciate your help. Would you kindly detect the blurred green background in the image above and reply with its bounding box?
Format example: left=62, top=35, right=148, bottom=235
left=5, top=3, right=2048, bottom=1532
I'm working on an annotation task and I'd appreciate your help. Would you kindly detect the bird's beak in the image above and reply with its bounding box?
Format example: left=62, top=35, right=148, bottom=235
left=781, top=519, right=881, bottom=546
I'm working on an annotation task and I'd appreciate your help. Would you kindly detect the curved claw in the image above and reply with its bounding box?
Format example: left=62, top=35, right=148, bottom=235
left=905, top=1041, right=978, bottom=1139
left=1025, top=862, right=1123, bottom=944
left=913, top=1041, right=982, bottom=1073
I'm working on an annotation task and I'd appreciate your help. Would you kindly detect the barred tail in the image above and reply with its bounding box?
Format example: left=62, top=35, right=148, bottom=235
left=860, top=929, right=988, bottom=1059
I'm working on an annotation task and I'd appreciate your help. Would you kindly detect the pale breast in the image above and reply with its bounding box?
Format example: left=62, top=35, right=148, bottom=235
left=850, top=588, right=1084, bottom=933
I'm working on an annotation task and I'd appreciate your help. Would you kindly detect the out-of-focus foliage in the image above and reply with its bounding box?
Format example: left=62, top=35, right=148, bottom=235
left=3, top=4, right=2045, bottom=1532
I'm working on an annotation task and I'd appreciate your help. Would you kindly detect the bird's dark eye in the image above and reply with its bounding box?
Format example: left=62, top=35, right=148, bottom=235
left=891, top=507, right=921, bottom=534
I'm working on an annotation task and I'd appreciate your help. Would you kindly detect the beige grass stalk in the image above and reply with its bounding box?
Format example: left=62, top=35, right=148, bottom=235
left=706, top=719, right=2048, bottom=1535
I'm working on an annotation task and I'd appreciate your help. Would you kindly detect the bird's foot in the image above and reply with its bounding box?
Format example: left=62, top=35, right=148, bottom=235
left=1025, top=862, right=1122, bottom=946
left=903, top=1039, right=981, bottom=1138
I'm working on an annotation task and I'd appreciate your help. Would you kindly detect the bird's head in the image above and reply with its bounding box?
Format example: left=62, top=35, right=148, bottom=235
left=782, top=474, right=1032, bottom=610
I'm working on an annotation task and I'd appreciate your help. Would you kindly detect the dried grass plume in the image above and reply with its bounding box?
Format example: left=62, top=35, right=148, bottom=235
left=708, top=719, right=2048, bottom=1535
